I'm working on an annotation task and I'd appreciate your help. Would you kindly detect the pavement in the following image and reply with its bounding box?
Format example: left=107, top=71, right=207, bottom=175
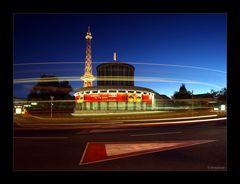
left=13, top=109, right=225, bottom=130
left=13, top=118, right=227, bottom=171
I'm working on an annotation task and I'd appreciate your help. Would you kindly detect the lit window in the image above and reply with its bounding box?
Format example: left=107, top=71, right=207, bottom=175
left=100, top=90, right=107, bottom=93
left=109, top=90, right=117, bottom=93
left=118, top=90, right=125, bottom=93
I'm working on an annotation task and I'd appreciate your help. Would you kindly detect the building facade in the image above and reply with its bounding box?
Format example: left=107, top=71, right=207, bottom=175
left=97, top=62, right=134, bottom=86
left=74, top=86, right=157, bottom=111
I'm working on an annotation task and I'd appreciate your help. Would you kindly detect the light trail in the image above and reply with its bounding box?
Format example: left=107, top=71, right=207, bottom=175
left=124, top=114, right=218, bottom=122
left=14, top=99, right=75, bottom=103
left=13, top=61, right=226, bottom=74
left=13, top=61, right=86, bottom=66
left=135, top=76, right=222, bottom=88
left=130, top=131, right=182, bottom=137
left=14, top=137, right=68, bottom=139
left=17, top=114, right=223, bottom=125
left=131, top=117, right=227, bottom=126
left=127, top=62, right=226, bottom=74
left=13, top=76, right=221, bottom=88
left=14, top=68, right=81, bottom=74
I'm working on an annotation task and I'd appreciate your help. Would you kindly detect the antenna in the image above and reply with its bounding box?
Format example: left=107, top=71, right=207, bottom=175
left=114, top=51, right=117, bottom=61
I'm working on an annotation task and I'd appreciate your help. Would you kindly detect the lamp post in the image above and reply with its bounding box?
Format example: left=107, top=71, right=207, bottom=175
left=50, top=96, right=54, bottom=118
left=191, top=90, right=193, bottom=117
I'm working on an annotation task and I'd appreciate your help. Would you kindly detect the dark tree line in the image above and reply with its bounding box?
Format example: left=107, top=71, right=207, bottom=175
left=172, top=84, right=192, bottom=99
left=27, top=75, right=74, bottom=111
left=209, top=88, right=227, bottom=102
left=172, top=84, right=227, bottom=102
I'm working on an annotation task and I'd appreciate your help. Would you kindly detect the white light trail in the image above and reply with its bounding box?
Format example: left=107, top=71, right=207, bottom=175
left=13, top=76, right=221, bottom=88
left=125, top=114, right=218, bottom=122
left=127, top=62, right=226, bottom=74
left=13, top=61, right=86, bottom=66
left=14, top=137, right=68, bottom=139
left=132, top=117, right=227, bottom=126
left=13, top=61, right=226, bottom=74
left=130, top=131, right=182, bottom=137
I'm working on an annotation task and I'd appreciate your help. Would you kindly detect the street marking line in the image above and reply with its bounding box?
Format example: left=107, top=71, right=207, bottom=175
left=14, top=137, right=68, bottom=139
left=89, top=128, right=146, bottom=133
left=124, top=114, right=218, bottom=122
left=131, top=117, right=227, bottom=126
left=79, top=140, right=216, bottom=165
left=76, top=128, right=148, bottom=134
left=130, top=131, right=182, bottom=137
left=76, top=129, right=91, bottom=134
left=79, top=142, right=90, bottom=165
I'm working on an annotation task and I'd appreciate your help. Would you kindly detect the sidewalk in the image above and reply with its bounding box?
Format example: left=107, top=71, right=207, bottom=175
left=13, top=109, right=223, bottom=129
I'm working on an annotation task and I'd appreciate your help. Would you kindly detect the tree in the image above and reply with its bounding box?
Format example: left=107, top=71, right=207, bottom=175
left=209, top=87, right=227, bottom=101
left=209, top=89, right=219, bottom=98
left=27, top=75, right=74, bottom=111
left=28, top=75, right=59, bottom=100
left=217, top=87, right=227, bottom=102
left=173, top=84, right=192, bottom=99
left=58, top=81, right=73, bottom=99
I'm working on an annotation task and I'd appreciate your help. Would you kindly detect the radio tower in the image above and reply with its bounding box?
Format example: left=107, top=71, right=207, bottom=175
left=80, top=26, right=95, bottom=87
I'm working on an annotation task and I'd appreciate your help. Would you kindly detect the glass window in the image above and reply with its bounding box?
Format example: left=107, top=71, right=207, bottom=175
left=100, top=90, right=107, bottom=93
left=109, top=90, right=117, bottom=93
left=118, top=90, right=126, bottom=93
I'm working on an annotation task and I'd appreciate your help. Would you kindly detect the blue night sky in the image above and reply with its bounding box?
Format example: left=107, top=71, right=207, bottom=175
left=13, top=13, right=227, bottom=98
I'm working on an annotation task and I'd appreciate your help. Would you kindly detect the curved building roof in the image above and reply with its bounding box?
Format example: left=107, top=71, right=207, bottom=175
left=75, top=86, right=154, bottom=93
left=74, top=86, right=171, bottom=100
left=96, top=61, right=135, bottom=71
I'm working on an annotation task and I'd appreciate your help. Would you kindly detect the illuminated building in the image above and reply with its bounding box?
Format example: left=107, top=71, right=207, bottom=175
left=74, top=28, right=170, bottom=112
left=97, top=61, right=134, bottom=86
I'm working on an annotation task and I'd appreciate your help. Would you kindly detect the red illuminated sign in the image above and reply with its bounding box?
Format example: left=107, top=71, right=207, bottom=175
left=84, top=93, right=127, bottom=102
left=142, top=94, right=152, bottom=103
left=75, top=92, right=152, bottom=103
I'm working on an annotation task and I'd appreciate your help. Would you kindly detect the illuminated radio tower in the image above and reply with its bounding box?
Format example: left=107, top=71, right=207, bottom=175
left=80, top=26, right=95, bottom=87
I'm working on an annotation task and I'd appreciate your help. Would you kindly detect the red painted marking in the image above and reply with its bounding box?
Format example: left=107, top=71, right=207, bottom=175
left=81, top=143, right=107, bottom=164
left=79, top=140, right=216, bottom=165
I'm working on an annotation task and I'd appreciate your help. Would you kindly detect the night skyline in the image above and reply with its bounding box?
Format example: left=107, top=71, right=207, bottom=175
left=13, top=13, right=227, bottom=98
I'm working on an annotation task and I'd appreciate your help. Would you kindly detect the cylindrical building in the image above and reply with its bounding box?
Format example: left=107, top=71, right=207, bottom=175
left=74, top=86, right=156, bottom=111
left=97, top=62, right=135, bottom=86
left=73, top=29, right=171, bottom=113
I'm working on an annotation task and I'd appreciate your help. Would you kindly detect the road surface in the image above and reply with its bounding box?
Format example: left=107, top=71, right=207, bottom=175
left=14, top=119, right=226, bottom=171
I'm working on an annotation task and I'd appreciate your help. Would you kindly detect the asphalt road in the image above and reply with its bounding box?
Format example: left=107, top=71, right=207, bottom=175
left=13, top=119, right=227, bottom=171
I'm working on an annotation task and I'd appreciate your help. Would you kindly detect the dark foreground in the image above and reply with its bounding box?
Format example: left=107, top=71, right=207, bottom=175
left=14, top=119, right=226, bottom=171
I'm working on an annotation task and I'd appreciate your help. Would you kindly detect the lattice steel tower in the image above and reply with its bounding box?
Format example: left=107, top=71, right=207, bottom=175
left=80, top=26, right=95, bottom=87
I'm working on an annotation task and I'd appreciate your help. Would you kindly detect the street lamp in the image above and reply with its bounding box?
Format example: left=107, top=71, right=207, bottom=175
left=191, top=90, right=194, bottom=117
left=50, top=96, right=54, bottom=118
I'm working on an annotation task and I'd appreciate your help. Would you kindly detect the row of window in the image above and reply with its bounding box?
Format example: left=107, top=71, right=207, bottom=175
left=97, top=81, right=134, bottom=86
left=97, top=66, right=134, bottom=75
left=75, top=101, right=152, bottom=111
left=75, top=90, right=152, bottom=96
